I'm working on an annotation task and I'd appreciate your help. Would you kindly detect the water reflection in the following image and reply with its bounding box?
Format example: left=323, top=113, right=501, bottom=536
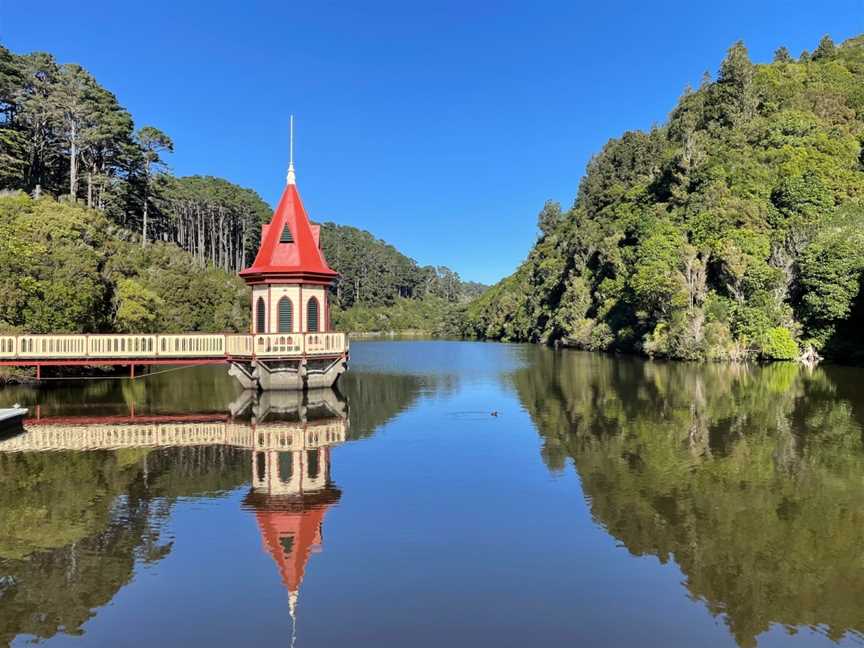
left=235, top=389, right=345, bottom=628
left=2, top=344, right=864, bottom=647
left=511, top=351, right=864, bottom=647
left=0, top=387, right=354, bottom=645
left=0, top=446, right=180, bottom=644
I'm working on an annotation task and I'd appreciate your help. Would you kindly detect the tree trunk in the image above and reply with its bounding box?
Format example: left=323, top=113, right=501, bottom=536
left=69, top=122, right=77, bottom=198
left=142, top=183, right=149, bottom=247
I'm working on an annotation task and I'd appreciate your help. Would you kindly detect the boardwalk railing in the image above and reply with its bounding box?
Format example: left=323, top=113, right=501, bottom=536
left=0, top=418, right=348, bottom=452
left=0, top=332, right=347, bottom=362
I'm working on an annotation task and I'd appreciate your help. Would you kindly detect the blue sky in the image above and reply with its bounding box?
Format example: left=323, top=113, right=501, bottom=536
left=1, top=1, right=862, bottom=284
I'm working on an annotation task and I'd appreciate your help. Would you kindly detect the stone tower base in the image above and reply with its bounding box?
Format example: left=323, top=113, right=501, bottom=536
left=228, top=355, right=347, bottom=391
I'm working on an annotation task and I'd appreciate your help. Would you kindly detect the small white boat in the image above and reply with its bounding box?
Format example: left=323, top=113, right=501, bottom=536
left=0, top=405, right=27, bottom=433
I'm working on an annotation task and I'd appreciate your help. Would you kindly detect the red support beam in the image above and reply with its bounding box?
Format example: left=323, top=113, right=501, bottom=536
left=0, top=358, right=230, bottom=368
left=25, top=414, right=230, bottom=425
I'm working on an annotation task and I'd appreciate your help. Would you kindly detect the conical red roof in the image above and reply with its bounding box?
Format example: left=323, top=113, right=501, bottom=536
left=244, top=484, right=341, bottom=595
left=240, top=182, right=338, bottom=283
left=256, top=505, right=328, bottom=593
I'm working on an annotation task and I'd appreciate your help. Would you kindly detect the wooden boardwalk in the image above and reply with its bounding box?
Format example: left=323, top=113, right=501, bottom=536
left=0, top=332, right=347, bottom=370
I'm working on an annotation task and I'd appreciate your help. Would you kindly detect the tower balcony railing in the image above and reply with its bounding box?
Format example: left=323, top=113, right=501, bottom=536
left=0, top=332, right=348, bottom=361
left=238, top=332, right=348, bottom=357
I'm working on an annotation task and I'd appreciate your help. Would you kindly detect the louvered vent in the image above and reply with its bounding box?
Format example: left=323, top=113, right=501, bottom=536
left=278, top=297, right=293, bottom=333
left=307, top=298, right=319, bottom=332
left=279, top=226, right=294, bottom=243
left=256, top=297, right=266, bottom=334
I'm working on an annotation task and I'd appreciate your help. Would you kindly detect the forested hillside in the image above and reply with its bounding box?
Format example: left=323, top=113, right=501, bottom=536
left=468, top=34, right=864, bottom=362
left=0, top=45, right=272, bottom=269
left=0, top=193, right=249, bottom=335
left=0, top=42, right=485, bottom=338
left=321, top=222, right=482, bottom=308
left=319, top=222, right=485, bottom=333
left=321, top=223, right=486, bottom=335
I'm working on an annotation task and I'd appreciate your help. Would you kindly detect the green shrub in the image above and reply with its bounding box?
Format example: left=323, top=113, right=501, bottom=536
left=703, top=322, right=736, bottom=360
left=588, top=322, right=614, bottom=351
left=759, top=327, right=799, bottom=360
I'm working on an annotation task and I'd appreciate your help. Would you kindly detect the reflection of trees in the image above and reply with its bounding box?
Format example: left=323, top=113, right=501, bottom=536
left=512, top=350, right=864, bottom=648
left=340, top=371, right=436, bottom=440
left=0, top=365, right=242, bottom=417
left=145, top=445, right=249, bottom=497
left=0, top=445, right=248, bottom=644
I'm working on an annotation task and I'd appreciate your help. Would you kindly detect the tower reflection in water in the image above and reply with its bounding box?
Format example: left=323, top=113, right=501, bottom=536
left=235, top=389, right=344, bottom=627
left=0, top=388, right=348, bottom=638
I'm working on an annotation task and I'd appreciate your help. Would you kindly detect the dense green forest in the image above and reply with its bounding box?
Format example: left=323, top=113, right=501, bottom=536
left=0, top=193, right=250, bottom=335
left=0, top=44, right=271, bottom=271
left=468, top=34, right=864, bottom=362
left=0, top=42, right=274, bottom=344
left=0, top=42, right=483, bottom=339
left=320, top=222, right=485, bottom=308
left=320, top=222, right=485, bottom=333
left=0, top=192, right=478, bottom=340
left=512, top=349, right=864, bottom=646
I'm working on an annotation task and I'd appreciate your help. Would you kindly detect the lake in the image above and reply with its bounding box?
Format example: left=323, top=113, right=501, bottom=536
left=1, top=340, right=863, bottom=647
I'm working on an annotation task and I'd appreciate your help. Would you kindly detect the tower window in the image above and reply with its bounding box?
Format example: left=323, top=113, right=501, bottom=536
left=256, top=297, right=266, bottom=334
left=278, top=297, right=293, bottom=333
left=307, top=297, right=319, bottom=332
left=307, top=449, right=320, bottom=480
left=278, top=452, right=294, bottom=484
left=279, top=536, right=295, bottom=556
left=279, top=226, right=293, bottom=243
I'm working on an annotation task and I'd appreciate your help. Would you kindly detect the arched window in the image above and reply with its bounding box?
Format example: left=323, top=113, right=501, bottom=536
left=307, top=449, right=320, bottom=480
left=307, top=297, right=319, bottom=332
left=278, top=297, right=293, bottom=333
left=256, top=297, right=266, bottom=334
left=278, top=452, right=294, bottom=484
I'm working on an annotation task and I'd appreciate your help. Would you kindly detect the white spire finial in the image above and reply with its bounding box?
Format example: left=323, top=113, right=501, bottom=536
left=289, top=590, right=299, bottom=648
left=287, top=115, right=296, bottom=185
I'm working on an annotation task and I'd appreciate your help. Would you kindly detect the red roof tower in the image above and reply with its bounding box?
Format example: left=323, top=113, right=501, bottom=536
left=239, top=117, right=338, bottom=335
left=238, top=181, right=338, bottom=284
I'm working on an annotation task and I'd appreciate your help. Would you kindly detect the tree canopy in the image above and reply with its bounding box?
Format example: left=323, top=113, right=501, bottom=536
left=319, top=221, right=486, bottom=333
left=0, top=193, right=250, bottom=335
left=0, top=41, right=482, bottom=339
left=467, top=33, right=864, bottom=362
left=0, top=43, right=272, bottom=271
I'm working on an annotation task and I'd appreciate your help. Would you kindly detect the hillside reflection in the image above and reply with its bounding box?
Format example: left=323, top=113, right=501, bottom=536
left=512, top=351, right=864, bottom=647
left=0, top=370, right=423, bottom=646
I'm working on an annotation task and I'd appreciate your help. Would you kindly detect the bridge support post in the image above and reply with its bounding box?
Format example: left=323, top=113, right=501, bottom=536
left=130, top=364, right=135, bottom=380
left=229, top=355, right=347, bottom=391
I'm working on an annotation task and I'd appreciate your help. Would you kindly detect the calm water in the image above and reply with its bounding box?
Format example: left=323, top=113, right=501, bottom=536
left=1, top=341, right=863, bottom=647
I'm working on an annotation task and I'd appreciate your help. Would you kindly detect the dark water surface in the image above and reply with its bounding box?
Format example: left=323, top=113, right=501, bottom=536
left=1, top=341, right=863, bottom=647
